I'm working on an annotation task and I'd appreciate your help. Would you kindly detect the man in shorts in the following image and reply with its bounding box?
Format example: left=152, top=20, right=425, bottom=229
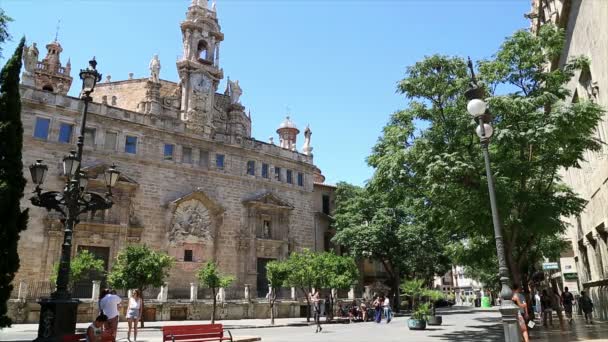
left=561, top=287, right=575, bottom=324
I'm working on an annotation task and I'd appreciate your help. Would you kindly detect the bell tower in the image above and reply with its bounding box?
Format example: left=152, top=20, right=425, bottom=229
left=177, top=0, right=224, bottom=134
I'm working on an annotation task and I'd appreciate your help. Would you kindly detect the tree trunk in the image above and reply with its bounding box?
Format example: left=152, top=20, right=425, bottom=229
left=328, top=293, right=334, bottom=322
left=211, top=288, right=216, bottom=324
left=140, top=288, right=145, bottom=328
left=270, top=293, right=276, bottom=325
left=506, top=247, right=522, bottom=288
left=392, top=266, right=401, bottom=311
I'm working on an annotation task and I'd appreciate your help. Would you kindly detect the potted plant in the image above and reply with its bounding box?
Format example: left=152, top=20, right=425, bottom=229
left=408, top=303, right=430, bottom=330
left=401, top=279, right=428, bottom=330
left=424, top=289, right=444, bottom=326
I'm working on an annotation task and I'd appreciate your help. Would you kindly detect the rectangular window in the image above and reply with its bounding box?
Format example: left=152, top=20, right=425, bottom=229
left=104, top=132, right=117, bottom=150
left=275, top=167, right=281, bottom=181
left=216, top=154, right=225, bottom=170
left=125, top=135, right=137, bottom=154
left=247, top=160, right=255, bottom=176
left=286, top=170, right=293, bottom=184
left=199, top=150, right=209, bottom=168
left=58, top=123, right=73, bottom=143
left=84, top=127, right=96, bottom=146
left=322, top=194, right=330, bottom=215
left=164, top=144, right=174, bottom=160
left=184, top=250, right=193, bottom=262
left=297, top=172, right=304, bottom=186
left=182, top=147, right=192, bottom=163
left=262, top=163, right=269, bottom=179
left=34, top=117, right=51, bottom=140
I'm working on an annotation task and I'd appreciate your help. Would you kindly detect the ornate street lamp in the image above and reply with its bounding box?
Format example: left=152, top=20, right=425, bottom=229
left=464, top=58, right=521, bottom=342
left=30, top=58, right=120, bottom=342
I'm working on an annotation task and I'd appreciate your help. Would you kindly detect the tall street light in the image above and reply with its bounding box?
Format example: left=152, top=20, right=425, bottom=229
left=464, top=58, right=521, bottom=342
left=30, top=58, right=120, bottom=341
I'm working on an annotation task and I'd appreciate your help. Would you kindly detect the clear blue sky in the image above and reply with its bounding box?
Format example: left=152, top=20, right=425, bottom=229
left=1, top=0, right=529, bottom=186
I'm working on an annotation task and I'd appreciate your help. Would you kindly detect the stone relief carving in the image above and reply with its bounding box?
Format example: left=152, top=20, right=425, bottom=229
left=169, top=199, right=213, bottom=245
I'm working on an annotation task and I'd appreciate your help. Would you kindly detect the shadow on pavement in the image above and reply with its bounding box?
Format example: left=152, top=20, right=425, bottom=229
left=429, top=316, right=504, bottom=342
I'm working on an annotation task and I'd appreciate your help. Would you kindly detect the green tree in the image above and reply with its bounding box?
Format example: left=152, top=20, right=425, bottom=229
left=332, top=182, right=450, bottom=309
left=0, top=9, right=12, bottom=58
left=368, top=25, right=603, bottom=287
left=316, top=252, right=358, bottom=321
left=197, top=261, right=234, bottom=324
left=266, top=260, right=288, bottom=325
left=107, top=245, right=173, bottom=327
left=283, top=249, right=318, bottom=322
left=50, top=250, right=105, bottom=287
left=0, top=37, right=27, bottom=328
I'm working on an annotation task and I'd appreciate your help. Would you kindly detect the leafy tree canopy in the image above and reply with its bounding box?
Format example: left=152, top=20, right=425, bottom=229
left=107, top=245, right=173, bottom=291
left=197, top=261, right=234, bottom=290
left=366, top=24, right=603, bottom=286
left=50, top=250, right=105, bottom=286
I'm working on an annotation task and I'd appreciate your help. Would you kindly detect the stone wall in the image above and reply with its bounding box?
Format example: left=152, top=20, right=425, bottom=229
left=6, top=299, right=305, bottom=324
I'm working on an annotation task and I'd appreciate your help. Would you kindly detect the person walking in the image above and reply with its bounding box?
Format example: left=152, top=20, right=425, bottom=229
left=126, top=289, right=143, bottom=342
left=580, top=291, right=594, bottom=324
left=309, top=289, right=322, bottom=333
left=561, top=287, right=575, bottom=325
left=512, top=284, right=530, bottom=342
left=99, top=289, right=122, bottom=341
left=551, top=288, right=565, bottom=330
left=383, top=295, right=392, bottom=323
left=534, top=290, right=542, bottom=320
left=372, top=295, right=383, bottom=323
left=541, top=289, right=553, bottom=327
left=360, top=300, right=368, bottom=321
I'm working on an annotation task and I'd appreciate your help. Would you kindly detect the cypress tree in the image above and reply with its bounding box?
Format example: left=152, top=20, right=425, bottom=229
left=0, top=37, right=28, bottom=328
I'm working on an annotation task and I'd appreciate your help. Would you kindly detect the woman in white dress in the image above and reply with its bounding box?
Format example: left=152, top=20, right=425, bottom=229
left=126, top=289, right=143, bottom=342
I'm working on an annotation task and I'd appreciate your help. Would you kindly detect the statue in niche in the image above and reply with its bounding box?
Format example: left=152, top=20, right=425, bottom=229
left=183, top=30, right=192, bottom=60
left=23, top=43, right=39, bottom=73
left=169, top=199, right=213, bottom=244
left=263, top=220, right=271, bottom=239
left=149, top=54, right=161, bottom=83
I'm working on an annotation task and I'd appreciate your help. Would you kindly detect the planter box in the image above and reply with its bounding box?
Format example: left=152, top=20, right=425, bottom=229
left=407, top=318, right=426, bottom=330
left=427, top=315, right=442, bottom=326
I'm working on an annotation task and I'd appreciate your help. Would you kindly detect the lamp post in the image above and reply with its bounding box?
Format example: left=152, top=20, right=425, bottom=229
left=30, top=58, right=120, bottom=341
left=464, top=58, right=521, bottom=342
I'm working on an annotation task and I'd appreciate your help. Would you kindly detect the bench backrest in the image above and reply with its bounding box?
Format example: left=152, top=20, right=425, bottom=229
left=162, top=324, right=224, bottom=341
left=62, top=334, right=86, bottom=342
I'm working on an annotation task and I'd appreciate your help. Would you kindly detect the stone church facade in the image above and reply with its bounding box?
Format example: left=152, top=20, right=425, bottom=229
left=15, top=0, right=335, bottom=298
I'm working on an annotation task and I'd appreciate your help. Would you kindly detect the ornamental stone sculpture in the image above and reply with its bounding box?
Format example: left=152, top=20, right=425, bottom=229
left=302, top=125, right=313, bottom=156
left=23, top=43, right=39, bottom=73
left=149, top=54, right=161, bottom=83
left=228, top=79, right=242, bottom=104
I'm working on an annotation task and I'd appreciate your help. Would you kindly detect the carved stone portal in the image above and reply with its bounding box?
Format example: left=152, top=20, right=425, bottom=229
left=169, top=199, right=213, bottom=245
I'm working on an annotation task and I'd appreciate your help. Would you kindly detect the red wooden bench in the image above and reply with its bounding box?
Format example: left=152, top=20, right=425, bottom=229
left=62, top=333, right=114, bottom=342
left=162, top=324, right=233, bottom=342
left=62, top=334, right=86, bottom=342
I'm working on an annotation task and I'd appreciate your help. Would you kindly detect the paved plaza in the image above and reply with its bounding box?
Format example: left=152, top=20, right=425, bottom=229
left=1, top=309, right=607, bottom=342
